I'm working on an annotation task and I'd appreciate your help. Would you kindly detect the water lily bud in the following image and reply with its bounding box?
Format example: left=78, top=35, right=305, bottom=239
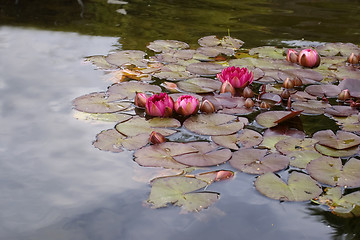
left=149, top=131, right=166, bottom=144
left=217, top=66, right=254, bottom=88
left=145, top=93, right=174, bottom=117
left=281, top=89, right=291, bottom=100
left=293, top=78, right=303, bottom=87
left=298, top=49, right=321, bottom=68
left=260, top=101, right=270, bottom=109
left=338, top=89, right=351, bottom=101
left=200, top=99, right=215, bottom=113
left=347, top=53, right=360, bottom=64
left=242, top=86, right=254, bottom=98
left=283, top=78, right=295, bottom=89
left=220, top=80, right=236, bottom=96
left=134, top=92, right=148, bottom=108
left=286, top=49, right=299, bottom=63
left=244, top=98, right=255, bottom=108
left=174, top=95, right=199, bottom=116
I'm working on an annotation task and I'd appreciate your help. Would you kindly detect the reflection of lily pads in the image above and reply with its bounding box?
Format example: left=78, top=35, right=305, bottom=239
left=307, top=157, right=360, bottom=188
left=255, top=172, right=322, bottom=201
left=256, top=111, right=302, bottom=128
left=107, top=81, right=162, bottom=100
left=72, top=92, right=131, bottom=113
left=313, top=130, right=360, bottom=150
left=177, top=78, right=221, bottom=93
left=93, top=129, right=148, bottom=152
left=173, top=142, right=232, bottom=167
left=115, top=116, right=180, bottom=137
left=183, top=113, right=244, bottom=136
left=147, top=40, right=189, bottom=52
left=230, top=148, right=289, bottom=174
left=147, top=176, right=219, bottom=213
left=211, top=129, right=263, bottom=150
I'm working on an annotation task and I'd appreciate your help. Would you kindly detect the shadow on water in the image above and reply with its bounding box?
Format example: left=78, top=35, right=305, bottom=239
left=1, top=1, right=360, bottom=239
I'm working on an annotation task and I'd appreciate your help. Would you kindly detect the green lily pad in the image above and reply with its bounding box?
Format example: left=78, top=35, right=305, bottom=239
left=249, top=46, right=285, bottom=59
left=72, top=92, right=132, bottom=113
left=287, top=150, right=323, bottom=169
left=316, top=42, right=360, bottom=57
left=177, top=78, right=222, bottom=93
left=186, top=62, right=225, bottom=76
left=105, top=50, right=147, bottom=67
left=198, top=35, right=244, bottom=49
left=333, top=66, right=360, bottom=81
left=317, top=187, right=360, bottom=218
left=134, top=142, right=196, bottom=169
left=275, top=137, right=318, bottom=155
left=115, top=116, right=180, bottom=137
left=255, top=172, right=322, bottom=201
left=258, top=135, right=290, bottom=152
left=183, top=113, right=245, bottom=136
left=85, top=55, right=115, bottom=69
left=197, top=46, right=235, bottom=57
left=229, top=148, right=289, bottom=174
left=147, top=176, right=219, bottom=213
left=313, top=130, right=360, bottom=150
left=314, top=144, right=359, bottom=157
left=147, top=40, right=189, bottom=52
left=73, top=111, right=132, bottom=123
left=256, top=111, right=302, bottom=128
left=172, top=142, right=232, bottom=167
left=93, top=129, right=149, bottom=152
left=107, top=81, right=162, bottom=100
left=211, top=129, right=263, bottom=150
left=307, top=157, right=360, bottom=188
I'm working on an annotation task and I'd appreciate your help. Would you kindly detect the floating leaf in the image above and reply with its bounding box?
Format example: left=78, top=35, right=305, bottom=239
left=287, top=150, right=323, bottom=169
left=107, top=81, right=162, bottom=100
left=147, top=40, right=189, bottom=52
left=177, top=78, right=221, bottom=93
left=85, top=55, right=115, bottom=69
left=134, top=142, right=196, bottom=169
left=249, top=46, right=285, bottom=59
left=93, top=129, right=148, bottom=152
left=230, top=148, right=289, bottom=174
left=292, top=99, right=331, bottom=114
left=281, top=68, right=323, bottom=85
left=259, top=135, right=290, bottom=152
left=186, top=62, right=225, bottom=76
left=147, top=176, right=219, bottom=213
left=197, top=46, right=234, bottom=57
left=115, top=116, right=180, bottom=137
left=211, top=129, right=263, bottom=150
left=263, top=125, right=306, bottom=139
left=338, top=78, right=360, bottom=98
left=172, top=142, right=232, bottom=167
left=314, top=144, right=359, bottom=157
left=324, top=106, right=359, bottom=117
left=72, top=92, right=131, bottom=113
left=254, top=172, right=322, bottom=201
left=305, top=84, right=341, bottom=97
left=313, top=130, right=360, bottom=150
left=256, top=111, right=302, bottom=128
left=307, top=157, right=360, bottom=188
left=183, top=113, right=244, bottom=136
left=106, top=50, right=147, bottom=67
left=316, top=42, right=360, bottom=57
left=73, top=111, right=132, bottom=123
left=275, top=137, right=318, bottom=155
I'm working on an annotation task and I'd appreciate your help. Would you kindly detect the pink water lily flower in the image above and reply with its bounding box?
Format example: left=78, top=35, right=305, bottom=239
left=286, top=49, right=299, bottom=63
left=174, top=95, right=199, bottom=116
left=298, top=49, right=321, bottom=68
left=217, top=66, right=254, bottom=88
left=145, top=93, right=174, bottom=117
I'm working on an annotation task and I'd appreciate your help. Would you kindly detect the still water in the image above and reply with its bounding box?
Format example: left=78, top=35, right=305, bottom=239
left=1, top=1, right=360, bottom=239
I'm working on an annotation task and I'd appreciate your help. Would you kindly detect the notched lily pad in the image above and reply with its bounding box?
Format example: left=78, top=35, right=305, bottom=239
left=287, top=150, right=323, bottom=169
left=72, top=92, right=131, bottom=113
left=312, top=130, right=360, bottom=150
left=255, top=172, right=322, bottom=201
left=177, top=77, right=222, bottom=93
left=183, top=113, right=244, bottom=136
left=147, top=40, right=189, bottom=52
left=211, top=129, right=263, bottom=150
left=73, top=111, right=132, bottom=123
left=275, top=137, right=318, bottom=155
left=186, top=62, right=225, bottom=76
left=307, top=157, right=360, bottom=188
left=146, top=176, right=219, bottom=213
left=107, top=81, right=162, bottom=100
left=105, top=50, right=147, bottom=67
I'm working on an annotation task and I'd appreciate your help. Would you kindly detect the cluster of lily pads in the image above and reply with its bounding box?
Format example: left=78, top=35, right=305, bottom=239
left=73, top=35, right=360, bottom=216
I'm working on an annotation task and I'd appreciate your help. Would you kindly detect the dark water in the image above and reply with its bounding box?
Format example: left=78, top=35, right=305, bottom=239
left=1, top=1, right=360, bottom=240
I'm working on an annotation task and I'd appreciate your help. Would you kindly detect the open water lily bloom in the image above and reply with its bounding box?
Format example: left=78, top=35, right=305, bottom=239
left=174, top=95, right=199, bottom=116
left=298, top=49, right=321, bottom=68
left=217, top=66, right=254, bottom=88
left=145, top=93, right=174, bottom=117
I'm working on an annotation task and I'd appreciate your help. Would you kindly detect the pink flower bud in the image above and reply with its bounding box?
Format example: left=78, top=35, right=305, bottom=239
left=286, top=49, right=299, bottom=63
left=338, top=89, right=351, bottom=101
left=174, top=95, right=199, bottom=116
left=220, top=80, right=236, bottom=96
left=283, top=78, right=295, bottom=89
left=217, top=66, right=254, bottom=89
left=145, top=93, right=174, bottom=117
left=149, top=131, right=166, bottom=144
left=134, top=92, right=148, bottom=108
left=298, top=49, right=321, bottom=68
left=244, top=98, right=255, bottom=108
left=348, top=53, right=360, bottom=64
left=242, top=86, right=254, bottom=98
left=200, top=99, right=215, bottom=113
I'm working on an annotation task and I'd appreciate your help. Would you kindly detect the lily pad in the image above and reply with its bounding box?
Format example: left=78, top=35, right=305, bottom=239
left=183, top=113, right=244, bottom=136
left=287, top=150, right=323, bottom=169
left=312, top=130, right=360, bottom=150
left=306, top=157, right=360, bottom=188
left=275, top=137, right=318, bottom=155
left=292, top=99, right=331, bottom=114
left=249, top=46, right=285, bottom=59
left=172, top=142, right=232, bottom=167
left=147, top=40, right=189, bottom=52
left=305, top=84, right=341, bottom=97
left=256, top=111, right=302, bottom=128
left=338, top=78, right=360, bottom=98
left=316, top=42, right=360, bottom=57
left=177, top=78, right=222, bottom=93
left=93, top=129, right=149, bottom=152
left=258, top=135, right=289, bottom=152
left=73, top=111, right=132, bottom=123
left=229, top=148, right=289, bottom=174
left=105, top=50, right=147, bottom=67
left=107, top=81, right=162, bottom=100
left=324, top=106, right=359, bottom=117
left=115, top=116, right=180, bottom=137
left=72, top=92, right=131, bottom=113
left=186, top=62, right=225, bottom=76
left=197, top=46, right=235, bottom=57
left=147, top=176, right=219, bottom=213
left=211, top=129, right=263, bottom=150
left=314, top=144, right=359, bottom=158
left=254, top=172, right=322, bottom=201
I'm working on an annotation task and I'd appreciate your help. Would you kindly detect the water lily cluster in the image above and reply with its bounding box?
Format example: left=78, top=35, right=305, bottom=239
left=286, top=48, right=321, bottom=68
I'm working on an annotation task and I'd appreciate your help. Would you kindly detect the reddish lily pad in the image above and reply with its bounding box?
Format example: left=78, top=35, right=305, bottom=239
left=307, top=157, right=360, bottom=188
left=147, top=176, right=219, bottom=213
left=263, top=125, right=306, bottom=139
left=105, top=50, right=147, bottom=67
left=211, top=129, right=263, bottom=150
left=229, top=148, right=289, bottom=174
left=72, top=92, right=131, bottom=113
left=305, top=84, right=341, bottom=97
left=107, top=81, right=162, bottom=100
left=173, top=142, right=232, bottom=167
left=292, top=99, right=331, bottom=114
left=183, top=113, right=245, bottom=136
left=256, top=111, right=302, bottom=128
left=281, top=69, right=323, bottom=85
left=93, top=129, right=149, bottom=152
left=338, top=78, right=360, bottom=98
left=324, top=106, right=359, bottom=117
left=177, top=78, right=222, bottom=93
left=312, top=130, right=360, bottom=150
left=254, top=172, right=322, bottom=201
left=147, top=40, right=189, bottom=52
left=186, top=62, right=225, bottom=76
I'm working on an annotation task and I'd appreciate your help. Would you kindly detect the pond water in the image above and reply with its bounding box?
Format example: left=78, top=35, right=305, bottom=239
left=1, top=1, right=360, bottom=239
